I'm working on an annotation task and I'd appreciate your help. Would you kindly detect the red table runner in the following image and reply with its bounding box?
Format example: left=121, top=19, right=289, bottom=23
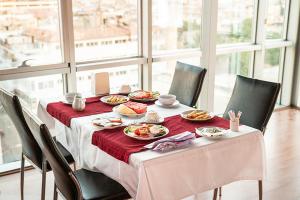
left=92, top=115, right=230, bottom=163
left=46, top=96, right=113, bottom=127
left=46, top=96, right=155, bottom=127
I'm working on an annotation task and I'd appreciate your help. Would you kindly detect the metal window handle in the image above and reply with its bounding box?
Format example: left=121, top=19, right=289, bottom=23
left=18, top=59, right=33, bottom=68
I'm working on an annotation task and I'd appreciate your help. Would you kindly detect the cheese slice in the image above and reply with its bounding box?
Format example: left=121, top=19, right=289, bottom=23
left=117, top=104, right=136, bottom=114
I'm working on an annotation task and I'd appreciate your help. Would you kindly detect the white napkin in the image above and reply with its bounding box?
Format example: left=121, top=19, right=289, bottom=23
left=144, top=131, right=196, bottom=152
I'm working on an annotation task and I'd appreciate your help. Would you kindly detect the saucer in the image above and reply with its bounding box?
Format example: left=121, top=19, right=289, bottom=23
left=144, top=117, right=164, bottom=124
left=60, top=100, right=72, bottom=105
left=155, top=100, right=180, bottom=108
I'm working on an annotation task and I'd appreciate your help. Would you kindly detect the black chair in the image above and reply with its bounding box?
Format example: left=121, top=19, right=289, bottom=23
left=213, top=75, right=281, bottom=200
left=23, top=107, right=131, bottom=200
left=169, top=61, right=207, bottom=107
left=223, top=75, right=281, bottom=133
left=0, top=88, right=75, bottom=200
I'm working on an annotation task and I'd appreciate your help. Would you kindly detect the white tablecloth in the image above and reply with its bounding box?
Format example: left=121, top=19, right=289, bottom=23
left=38, top=99, right=266, bottom=200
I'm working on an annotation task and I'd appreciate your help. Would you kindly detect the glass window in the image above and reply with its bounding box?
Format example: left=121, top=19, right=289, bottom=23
left=258, top=48, right=282, bottom=82
left=265, top=0, right=286, bottom=39
left=214, top=52, right=252, bottom=113
left=152, top=0, right=202, bottom=54
left=0, top=75, right=64, bottom=168
left=0, top=0, right=63, bottom=69
left=152, top=57, right=201, bottom=94
left=72, top=0, right=138, bottom=62
left=76, top=65, right=139, bottom=97
left=217, top=0, right=255, bottom=44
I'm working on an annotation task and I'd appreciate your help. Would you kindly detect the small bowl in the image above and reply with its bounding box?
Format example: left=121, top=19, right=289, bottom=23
left=158, top=94, right=176, bottom=105
left=65, top=92, right=81, bottom=103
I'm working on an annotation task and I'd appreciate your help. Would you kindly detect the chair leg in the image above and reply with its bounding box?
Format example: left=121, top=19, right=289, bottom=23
left=41, top=161, right=47, bottom=200
left=218, top=187, right=222, bottom=196
left=259, top=180, right=263, bottom=200
left=20, top=153, right=25, bottom=200
left=53, top=183, right=58, bottom=200
left=213, top=188, right=218, bottom=200
left=73, top=162, right=76, bottom=171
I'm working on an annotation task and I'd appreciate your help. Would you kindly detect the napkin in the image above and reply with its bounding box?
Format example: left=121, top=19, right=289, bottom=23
left=144, top=131, right=196, bottom=152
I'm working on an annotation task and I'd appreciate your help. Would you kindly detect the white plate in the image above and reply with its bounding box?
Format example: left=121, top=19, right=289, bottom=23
left=181, top=110, right=215, bottom=121
left=124, top=125, right=169, bottom=140
left=92, top=118, right=124, bottom=129
left=113, top=105, right=146, bottom=118
left=60, top=100, right=72, bottom=105
left=128, top=91, right=160, bottom=102
left=100, top=95, right=129, bottom=105
left=155, top=100, right=180, bottom=108
left=195, top=126, right=226, bottom=139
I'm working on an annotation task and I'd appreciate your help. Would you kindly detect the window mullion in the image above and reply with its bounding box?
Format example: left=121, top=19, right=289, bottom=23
left=253, top=0, right=267, bottom=78
left=141, top=0, right=152, bottom=91
left=60, top=0, right=77, bottom=93
left=200, top=0, right=218, bottom=111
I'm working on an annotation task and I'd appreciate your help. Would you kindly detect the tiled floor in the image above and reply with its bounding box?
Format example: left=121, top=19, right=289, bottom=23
left=1, top=108, right=300, bottom=200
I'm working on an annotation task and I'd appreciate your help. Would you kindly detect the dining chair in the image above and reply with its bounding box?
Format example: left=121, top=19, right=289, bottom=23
left=169, top=61, right=207, bottom=107
left=0, top=88, right=75, bottom=200
left=213, top=75, right=281, bottom=200
left=23, top=107, right=131, bottom=200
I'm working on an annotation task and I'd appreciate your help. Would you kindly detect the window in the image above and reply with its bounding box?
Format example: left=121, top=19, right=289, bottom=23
left=72, top=0, right=138, bottom=62
left=258, top=48, right=282, bottom=82
left=152, top=0, right=202, bottom=54
left=214, top=52, right=252, bottom=113
left=265, top=0, right=287, bottom=39
left=152, top=57, right=201, bottom=94
left=0, top=75, right=64, bottom=171
left=0, top=0, right=63, bottom=69
left=217, top=0, right=255, bottom=44
left=76, top=65, right=139, bottom=97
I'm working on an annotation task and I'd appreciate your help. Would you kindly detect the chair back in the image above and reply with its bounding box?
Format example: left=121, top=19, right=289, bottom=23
left=23, top=108, right=80, bottom=200
left=223, top=75, right=281, bottom=132
left=169, top=61, right=207, bottom=107
left=0, top=88, right=43, bottom=168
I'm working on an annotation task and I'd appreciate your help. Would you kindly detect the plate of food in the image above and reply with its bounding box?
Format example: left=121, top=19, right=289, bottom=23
left=195, top=126, right=226, bottom=139
left=113, top=101, right=147, bottom=118
left=124, top=124, right=169, bottom=140
left=92, top=117, right=124, bottom=129
left=100, top=95, right=129, bottom=105
left=181, top=110, right=214, bottom=121
left=128, top=90, right=160, bottom=102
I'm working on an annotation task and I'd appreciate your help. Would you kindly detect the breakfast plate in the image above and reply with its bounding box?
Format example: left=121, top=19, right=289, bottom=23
left=155, top=100, right=180, bottom=108
left=100, top=95, right=129, bottom=105
left=92, top=117, right=124, bottom=129
left=124, top=124, right=169, bottom=140
left=195, top=126, right=226, bottom=139
left=113, top=102, right=147, bottom=118
left=181, top=110, right=215, bottom=121
left=128, top=90, right=160, bottom=102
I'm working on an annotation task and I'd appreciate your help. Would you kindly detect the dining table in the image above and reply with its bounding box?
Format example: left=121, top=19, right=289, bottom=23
left=37, top=96, right=266, bottom=200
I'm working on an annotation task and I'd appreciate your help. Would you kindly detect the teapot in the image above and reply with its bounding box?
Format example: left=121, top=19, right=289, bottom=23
left=72, top=95, right=86, bottom=111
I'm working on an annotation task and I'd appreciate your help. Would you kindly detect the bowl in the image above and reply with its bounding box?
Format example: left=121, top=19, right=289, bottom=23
left=65, top=92, right=81, bottom=103
left=158, top=94, right=176, bottom=105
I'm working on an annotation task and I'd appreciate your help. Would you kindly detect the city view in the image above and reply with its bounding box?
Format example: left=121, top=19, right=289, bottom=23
left=0, top=0, right=287, bottom=166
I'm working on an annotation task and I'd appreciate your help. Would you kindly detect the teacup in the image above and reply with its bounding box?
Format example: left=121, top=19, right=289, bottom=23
left=65, top=92, right=81, bottom=103
left=145, top=111, right=160, bottom=123
left=158, top=94, right=176, bottom=105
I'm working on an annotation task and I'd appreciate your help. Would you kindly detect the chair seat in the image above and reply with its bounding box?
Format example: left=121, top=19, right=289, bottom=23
left=74, top=169, right=130, bottom=200
left=46, top=138, right=74, bottom=171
